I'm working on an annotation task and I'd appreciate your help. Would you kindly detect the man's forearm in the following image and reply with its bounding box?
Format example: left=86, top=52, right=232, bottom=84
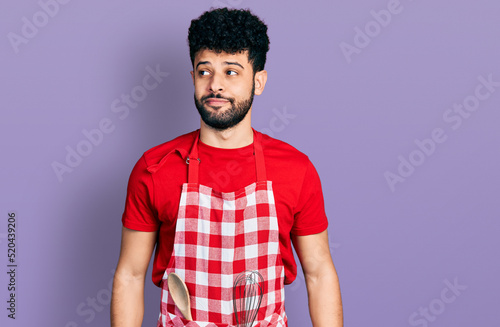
left=305, top=269, right=343, bottom=327
left=111, top=272, right=146, bottom=327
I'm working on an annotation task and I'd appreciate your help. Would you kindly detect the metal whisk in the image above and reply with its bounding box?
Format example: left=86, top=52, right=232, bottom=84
left=233, top=270, right=264, bottom=327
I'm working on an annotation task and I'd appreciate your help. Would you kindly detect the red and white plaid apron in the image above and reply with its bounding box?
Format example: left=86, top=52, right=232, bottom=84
left=157, top=130, right=287, bottom=327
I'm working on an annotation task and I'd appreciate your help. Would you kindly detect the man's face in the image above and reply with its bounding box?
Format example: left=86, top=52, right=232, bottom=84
left=191, top=49, right=257, bottom=131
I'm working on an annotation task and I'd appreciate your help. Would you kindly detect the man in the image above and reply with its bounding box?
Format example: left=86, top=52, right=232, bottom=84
left=111, top=7, right=343, bottom=327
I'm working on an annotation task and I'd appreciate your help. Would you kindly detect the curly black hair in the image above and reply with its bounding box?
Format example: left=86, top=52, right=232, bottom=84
left=188, top=8, right=270, bottom=73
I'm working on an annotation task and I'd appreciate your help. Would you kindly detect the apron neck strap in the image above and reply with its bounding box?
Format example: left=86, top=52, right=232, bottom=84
left=187, top=131, right=200, bottom=184
left=253, top=130, right=267, bottom=181
left=187, top=129, right=266, bottom=184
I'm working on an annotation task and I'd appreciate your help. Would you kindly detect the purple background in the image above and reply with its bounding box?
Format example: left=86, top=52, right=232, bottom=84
left=1, top=0, right=499, bottom=326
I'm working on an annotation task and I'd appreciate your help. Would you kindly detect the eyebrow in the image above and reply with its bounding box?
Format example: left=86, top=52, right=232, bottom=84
left=196, top=61, right=244, bottom=69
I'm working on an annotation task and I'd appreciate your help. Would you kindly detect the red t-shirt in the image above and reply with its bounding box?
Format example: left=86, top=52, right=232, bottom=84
left=122, top=130, right=328, bottom=286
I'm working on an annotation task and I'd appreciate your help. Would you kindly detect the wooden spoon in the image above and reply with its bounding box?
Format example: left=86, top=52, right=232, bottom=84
left=167, top=272, right=193, bottom=321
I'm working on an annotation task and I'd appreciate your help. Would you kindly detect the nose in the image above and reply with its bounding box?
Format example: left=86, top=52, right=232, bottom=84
left=209, top=72, right=224, bottom=93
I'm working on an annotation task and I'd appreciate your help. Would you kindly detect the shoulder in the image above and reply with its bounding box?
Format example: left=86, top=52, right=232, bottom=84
left=258, top=130, right=310, bottom=167
left=142, top=130, right=197, bottom=167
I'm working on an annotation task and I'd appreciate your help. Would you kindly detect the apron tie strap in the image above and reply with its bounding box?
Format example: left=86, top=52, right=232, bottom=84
left=147, top=148, right=189, bottom=174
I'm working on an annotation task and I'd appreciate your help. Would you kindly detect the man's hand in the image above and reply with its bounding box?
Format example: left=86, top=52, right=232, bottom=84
left=111, top=227, right=157, bottom=327
left=292, top=230, right=343, bottom=327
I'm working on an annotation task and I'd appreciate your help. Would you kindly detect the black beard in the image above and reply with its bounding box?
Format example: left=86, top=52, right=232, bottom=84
left=194, top=83, right=255, bottom=131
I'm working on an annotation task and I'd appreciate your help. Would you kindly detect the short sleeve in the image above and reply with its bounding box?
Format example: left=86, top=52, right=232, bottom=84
left=291, top=160, right=328, bottom=235
left=121, top=155, right=160, bottom=232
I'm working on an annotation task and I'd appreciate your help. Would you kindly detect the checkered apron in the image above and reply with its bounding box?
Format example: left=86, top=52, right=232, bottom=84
left=157, top=130, right=287, bottom=327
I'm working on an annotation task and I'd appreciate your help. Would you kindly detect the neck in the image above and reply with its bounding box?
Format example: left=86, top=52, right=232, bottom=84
left=199, top=112, right=253, bottom=149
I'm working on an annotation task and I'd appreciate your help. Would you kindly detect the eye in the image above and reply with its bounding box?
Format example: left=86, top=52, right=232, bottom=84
left=199, top=70, right=210, bottom=76
left=227, top=70, right=238, bottom=76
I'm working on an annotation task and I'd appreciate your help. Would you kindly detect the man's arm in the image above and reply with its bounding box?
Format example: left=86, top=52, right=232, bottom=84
left=292, top=230, right=343, bottom=327
left=111, top=226, right=157, bottom=327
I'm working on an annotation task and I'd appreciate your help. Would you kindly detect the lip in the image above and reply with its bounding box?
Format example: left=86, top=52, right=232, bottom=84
left=205, top=98, right=229, bottom=105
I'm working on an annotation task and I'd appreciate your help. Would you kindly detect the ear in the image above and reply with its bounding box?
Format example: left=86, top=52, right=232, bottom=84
left=190, top=70, right=195, bottom=85
left=253, top=70, right=268, bottom=96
